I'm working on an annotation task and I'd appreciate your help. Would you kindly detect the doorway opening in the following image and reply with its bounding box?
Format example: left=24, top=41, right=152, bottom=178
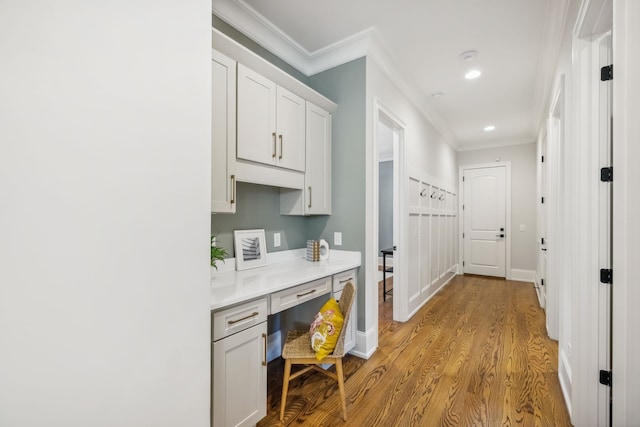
left=377, top=121, right=395, bottom=319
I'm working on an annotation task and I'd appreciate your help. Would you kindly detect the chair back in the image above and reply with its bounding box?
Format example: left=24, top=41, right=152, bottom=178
left=333, top=281, right=356, bottom=357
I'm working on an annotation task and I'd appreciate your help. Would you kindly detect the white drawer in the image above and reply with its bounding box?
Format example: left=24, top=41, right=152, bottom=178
left=270, top=277, right=331, bottom=314
left=332, top=269, right=357, bottom=292
left=212, top=297, right=268, bottom=342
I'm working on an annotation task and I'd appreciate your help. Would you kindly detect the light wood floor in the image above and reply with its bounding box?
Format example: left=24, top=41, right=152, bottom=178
left=258, top=274, right=572, bottom=426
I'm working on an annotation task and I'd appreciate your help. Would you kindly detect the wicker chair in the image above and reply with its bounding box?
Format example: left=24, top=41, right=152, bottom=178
left=279, top=282, right=356, bottom=422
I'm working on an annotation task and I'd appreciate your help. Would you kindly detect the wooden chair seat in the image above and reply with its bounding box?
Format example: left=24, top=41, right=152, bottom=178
left=279, top=282, right=356, bottom=422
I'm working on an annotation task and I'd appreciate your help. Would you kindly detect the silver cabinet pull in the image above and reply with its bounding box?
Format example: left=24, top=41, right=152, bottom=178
left=262, top=333, right=267, bottom=366
left=227, top=311, right=259, bottom=325
left=278, top=134, right=283, bottom=159
left=230, top=174, right=236, bottom=204
left=296, top=289, right=316, bottom=298
left=339, top=277, right=353, bottom=283
left=272, top=132, right=277, bottom=158
left=308, top=186, right=312, bottom=209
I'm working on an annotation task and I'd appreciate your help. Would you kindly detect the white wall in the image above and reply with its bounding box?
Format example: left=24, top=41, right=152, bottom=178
left=0, top=2, right=211, bottom=426
left=364, top=57, right=458, bottom=333
left=457, top=143, right=538, bottom=272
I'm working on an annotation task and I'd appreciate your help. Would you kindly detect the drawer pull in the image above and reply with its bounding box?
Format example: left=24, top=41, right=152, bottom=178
left=279, top=134, right=283, bottom=159
left=227, top=311, right=259, bottom=325
left=339, top=277, right=354, bottom=283
left=296, top=289, right=317, bottom=298
left=262, top=333, right=267, bottom=366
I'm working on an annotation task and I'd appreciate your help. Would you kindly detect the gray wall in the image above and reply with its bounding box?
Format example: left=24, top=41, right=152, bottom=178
left=211, top=183, right=307, bottom=257
left=457, top=143, right=537, bottom=271
left=307, top=57, right=367, bottom=329
left=378, top=161, right=394, bottom=252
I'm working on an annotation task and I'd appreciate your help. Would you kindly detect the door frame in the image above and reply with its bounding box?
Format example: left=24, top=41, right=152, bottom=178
left=458, top=162, right=512, bottom=279
left=365, top=98, right=408, bottom=353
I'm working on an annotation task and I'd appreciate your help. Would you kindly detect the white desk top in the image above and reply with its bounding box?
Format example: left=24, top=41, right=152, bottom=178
left=210, top=249, right=361, bottom=311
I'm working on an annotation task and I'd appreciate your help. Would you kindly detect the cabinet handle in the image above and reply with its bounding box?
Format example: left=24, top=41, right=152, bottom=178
left=230, top=174, right=236, bottom=204
left=227, top=311, right=259, bottom=325
left=272, top=132, right=277, bottom=158
left=439, top=194, right=445, bottom=201
left=279, top=134, right=283, bottom=159
left=262, top=333, right=267, bottom=366
left=420, top=189, right=427, bottom=197
left=296, top=289, right=316, bottom=298
left=308, top=186, right=312, bottom=209
left=339, top=277, right=353, bottom=283
left=430, top=191, right=437, bottom=199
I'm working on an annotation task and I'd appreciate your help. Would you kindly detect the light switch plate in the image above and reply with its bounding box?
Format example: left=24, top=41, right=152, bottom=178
left=519, top=224, right=526, bottom=232
left=334, top=232, right=342, bottom=246
left=274, top=232, right=281, bottom=247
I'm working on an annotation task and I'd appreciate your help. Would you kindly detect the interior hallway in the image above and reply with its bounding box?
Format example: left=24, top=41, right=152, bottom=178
left=258, top=275, right=570, bottom=426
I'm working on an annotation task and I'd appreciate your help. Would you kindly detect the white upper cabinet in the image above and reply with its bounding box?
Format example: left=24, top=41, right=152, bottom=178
left=237, top=64, right=277, bottom=167
left=237, top=64, right=305, bottom=172
left=275, top=86, right=305, bottom=172
left=280, top=101, right=331, bottom=215
left=211, top=50, right=236, bottom=214
left=304, top=102, right=331, bottom=214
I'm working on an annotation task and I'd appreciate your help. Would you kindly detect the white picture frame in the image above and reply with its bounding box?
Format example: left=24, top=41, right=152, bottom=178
left=234, top=229, right=267, bottom=271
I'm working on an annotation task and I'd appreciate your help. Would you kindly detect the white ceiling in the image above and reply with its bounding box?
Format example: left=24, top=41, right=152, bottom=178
left=213, top=0, right=570, bottom=151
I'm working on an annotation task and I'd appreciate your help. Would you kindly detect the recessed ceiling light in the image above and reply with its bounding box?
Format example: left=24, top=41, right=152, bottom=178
left=484, top=125, right=496, bottom=131
left=430, top=92, right=444, bottom=99
left=459, top=50, right=478, bottom=62
left=465, top=69, right=482, bottom=80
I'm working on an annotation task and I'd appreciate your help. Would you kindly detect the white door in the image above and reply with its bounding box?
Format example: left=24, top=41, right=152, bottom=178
left=463, top=166, right=507, bottom=277
left=597, top=31, right=612, bottom=427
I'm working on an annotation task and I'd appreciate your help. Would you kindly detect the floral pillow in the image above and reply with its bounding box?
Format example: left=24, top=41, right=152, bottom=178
left=309, top=298, right=344, bottom=361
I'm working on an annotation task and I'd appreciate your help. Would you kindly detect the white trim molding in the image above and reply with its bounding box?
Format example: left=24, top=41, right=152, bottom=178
left=510, top=269, right=536, bottom=283
left=352, top=327, right=377, bottom=359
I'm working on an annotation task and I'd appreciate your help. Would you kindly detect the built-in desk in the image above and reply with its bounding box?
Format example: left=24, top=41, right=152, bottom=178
left=210, top=249, right=360, bottom=427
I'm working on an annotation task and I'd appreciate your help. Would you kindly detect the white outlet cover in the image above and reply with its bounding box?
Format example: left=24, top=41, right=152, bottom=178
left=274, top=233, right=281, bottom=247
left=334, top=232, right=342, bottom=246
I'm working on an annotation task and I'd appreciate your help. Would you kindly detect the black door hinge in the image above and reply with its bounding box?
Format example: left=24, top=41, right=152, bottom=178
left=541, top=278, right=545, bottom=287
left=600, top=268, right=613, bottom=284
left=541, top=155, right=545, bottom=163
left=541, top=237, right=545, bottom=245
left=463, top=233, right=465, bottom=238
left=601, top=167, right=613, bottom=182
left=599, top=370, right=612, bottom=386
left=541, top=197, right=545, bottom=204
left=462, top=176, right=465, bottom=182
left=463, top=261, right=465, bottom=267
left=601, top=65, right=613, bottom=81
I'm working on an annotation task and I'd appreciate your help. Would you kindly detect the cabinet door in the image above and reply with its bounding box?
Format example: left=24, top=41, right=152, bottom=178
left=212, top=322, right=267, bottom=427
left=305, top=102, right=331, bottom=214
left=237, top=64, right=277, bottom=167
left=276, top=86, right=306, bottom=172
left=211, top=50, right=236, bottom=213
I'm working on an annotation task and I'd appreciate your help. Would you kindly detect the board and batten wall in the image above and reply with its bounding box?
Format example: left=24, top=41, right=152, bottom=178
left=457, top=142, right=538, bottom=276
left=0, top=1, right=211, bottom=426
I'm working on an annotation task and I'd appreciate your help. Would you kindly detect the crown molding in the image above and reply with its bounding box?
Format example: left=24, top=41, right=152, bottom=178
left=212, top=0, right=459, bottom=149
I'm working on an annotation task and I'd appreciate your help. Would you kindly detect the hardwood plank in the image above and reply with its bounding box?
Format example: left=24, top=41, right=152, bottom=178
left=257, top=274, right=572, bottom=426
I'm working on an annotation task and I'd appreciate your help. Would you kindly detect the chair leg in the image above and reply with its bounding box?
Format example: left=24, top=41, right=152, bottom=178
left=335, top=359, right=347, bottom=421
left=280, top=359, right=292, bottom=421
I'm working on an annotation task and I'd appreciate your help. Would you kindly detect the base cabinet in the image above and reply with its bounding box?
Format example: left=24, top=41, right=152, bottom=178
left=212, top=322, right=267, bottom=427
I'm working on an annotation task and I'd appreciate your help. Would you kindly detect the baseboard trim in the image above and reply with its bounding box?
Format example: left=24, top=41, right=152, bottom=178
left=510, top=268, right=536, bottom=283
left=559, top=349, right=573, bottom=419
left=351, top=327, right=377, bottom=359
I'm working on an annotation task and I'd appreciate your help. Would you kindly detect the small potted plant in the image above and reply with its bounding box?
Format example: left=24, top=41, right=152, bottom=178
left=211, top=235, right=228, bottom=270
